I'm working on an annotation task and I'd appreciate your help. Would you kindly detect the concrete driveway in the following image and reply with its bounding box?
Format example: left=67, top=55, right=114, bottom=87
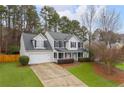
left=30, top=63, right=87, bottom=87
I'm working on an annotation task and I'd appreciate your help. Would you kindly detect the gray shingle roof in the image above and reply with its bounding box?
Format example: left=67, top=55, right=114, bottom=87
left=48, top=31, right=73, bottom=40
left=22, top=33, right=52, bottom=50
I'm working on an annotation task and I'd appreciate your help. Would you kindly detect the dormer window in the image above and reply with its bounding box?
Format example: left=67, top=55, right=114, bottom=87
left=32, top=33, right=47, bottom=49
left=71, top=42, right=76, bottom=48
left=32, top=39, right=45, bottom=49
left=36, top=40, right=44, bottom=48
left=78, top=42, right=82, bottom=48
left=58, top=41, right=63, bottom=47
left=54, top=40, right=66, bottom=48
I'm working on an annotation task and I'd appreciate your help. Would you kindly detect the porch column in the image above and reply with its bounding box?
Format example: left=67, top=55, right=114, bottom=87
left=76, top=52, right=78, bottom=61
left=57, top=52, right=58, bottom=60
left=63, top=52, right=65, bottom=59
left=65, top=52, right=66, bottom=59
left=71, top=53, right=72, bottom=59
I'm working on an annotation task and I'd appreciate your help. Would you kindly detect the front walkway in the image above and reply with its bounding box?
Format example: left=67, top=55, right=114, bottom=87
left=30, top=63, right=87, bottom=87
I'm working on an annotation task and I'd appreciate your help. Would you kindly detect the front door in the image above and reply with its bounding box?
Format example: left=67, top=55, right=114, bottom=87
left=72, top=53, right=77, bottom=61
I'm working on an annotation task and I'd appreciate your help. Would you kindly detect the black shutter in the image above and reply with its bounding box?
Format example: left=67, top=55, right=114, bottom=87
left=34, top=40, right=36, bottom=47
left=54, top=41, right=58, bottom=47
left=75, top=42, right=76, bottom=47
left=71, top=42, right=72, bottom=48
left=78, top=42, right=80, bottom=48
left=44, top=41, right=47, bottom=47
left=64, top=41, right=66, bottom=48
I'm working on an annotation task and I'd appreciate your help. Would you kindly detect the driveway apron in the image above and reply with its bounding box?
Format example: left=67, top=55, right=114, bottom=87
left=31, top=63, right=87, bottom=87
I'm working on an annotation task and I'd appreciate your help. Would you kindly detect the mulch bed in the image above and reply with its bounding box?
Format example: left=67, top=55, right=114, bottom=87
left=93, top=63, right=124, bottom=84
left=59, top=62, right=124, bottom=85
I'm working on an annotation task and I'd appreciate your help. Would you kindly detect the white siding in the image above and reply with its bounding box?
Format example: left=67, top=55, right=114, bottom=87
left=33, top=33, right=47, bottom=40
left=33, top=34, right=47, bottom=49
left=20, top=34, right=28, bottom=56
left=45, top=32, right=54, bottom=49
left=67, top=36, right=80, bottom=50
left=20, top=33, right=54, bottom=64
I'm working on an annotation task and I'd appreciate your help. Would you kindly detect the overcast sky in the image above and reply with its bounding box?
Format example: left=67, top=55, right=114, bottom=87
left=36, top=5, right=124, bottom=34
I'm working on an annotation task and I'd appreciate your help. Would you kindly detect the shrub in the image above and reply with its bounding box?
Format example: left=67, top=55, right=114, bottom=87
left=78, top=58, right=91, bottom=62
left=58, top=59, right=74, bottom=64
left=8, top=45, right=20, bottom=54
left=19, top=56, right=29, bottom=66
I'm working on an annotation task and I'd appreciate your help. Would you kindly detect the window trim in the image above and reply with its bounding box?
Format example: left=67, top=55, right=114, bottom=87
left=70, top=42, right=76, bottom=48
left=58, top=53, right=64, bottom=59
left=54, top=40, right=66, bottom=48
left=33, top=39, right=45, bottom=49
left=54, top=52, right=57, bottom=59
left=78, top=42, right=82, bottom=48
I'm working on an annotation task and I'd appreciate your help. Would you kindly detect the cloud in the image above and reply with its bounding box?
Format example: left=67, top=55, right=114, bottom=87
left=50, top=5, right=78, bottom=12
left=36, top=5, right=106, bottom=22
left=94, top=5, right=106, bottom=18
left=56, top=5, right=87, bottom=24
left=57, top=5, right=106, bottom=24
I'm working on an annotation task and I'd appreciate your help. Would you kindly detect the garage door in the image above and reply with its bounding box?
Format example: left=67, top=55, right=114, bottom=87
left=29, top=52, right=53, bottom=64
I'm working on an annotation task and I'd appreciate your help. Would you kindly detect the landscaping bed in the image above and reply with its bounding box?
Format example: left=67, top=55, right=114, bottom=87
left=93, top=63, right=124, bottom=84
left=66, top=62, right=118, bottom=87
left=0, top=62, right=43, bottom=87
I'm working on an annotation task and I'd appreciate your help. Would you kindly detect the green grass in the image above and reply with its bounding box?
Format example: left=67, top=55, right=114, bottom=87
left=67, top=63, right=118, bottom=87
left=0, top=62, right=43, bottom=87
left=115, top=63, right=124, bottom=71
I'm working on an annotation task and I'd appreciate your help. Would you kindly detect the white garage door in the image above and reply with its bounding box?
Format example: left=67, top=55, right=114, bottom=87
left=29, top=52, right=53, bottom=64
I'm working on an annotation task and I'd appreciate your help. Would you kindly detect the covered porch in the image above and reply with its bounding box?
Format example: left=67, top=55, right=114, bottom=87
left=54, top=52, right=83, bottom=62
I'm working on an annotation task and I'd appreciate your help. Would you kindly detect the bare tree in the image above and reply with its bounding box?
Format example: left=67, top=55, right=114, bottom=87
left=90, top=42, right=123, bottom=74
left=99, top=8, right=121, bottom=48
left=0, top=5, right=6, bottom=53
left=82, top=6, right=96, bottom=58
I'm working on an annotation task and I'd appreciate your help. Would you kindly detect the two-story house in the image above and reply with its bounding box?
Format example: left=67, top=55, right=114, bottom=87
left=20, top=31, right=89, bottom=64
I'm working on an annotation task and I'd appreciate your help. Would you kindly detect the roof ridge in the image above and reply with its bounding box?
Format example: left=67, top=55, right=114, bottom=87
left=22, top=32, right=38, bottom=35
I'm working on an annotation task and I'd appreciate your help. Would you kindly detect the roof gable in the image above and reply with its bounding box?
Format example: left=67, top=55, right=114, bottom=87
left=69, top=35, right=80, bottom=42
left=22, top=33, right=52, bottom=50
left=33, top=33, right=47, bottom=41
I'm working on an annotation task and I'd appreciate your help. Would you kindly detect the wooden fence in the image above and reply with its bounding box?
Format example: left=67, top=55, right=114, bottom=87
left=0, top=54, right=20, bottom=62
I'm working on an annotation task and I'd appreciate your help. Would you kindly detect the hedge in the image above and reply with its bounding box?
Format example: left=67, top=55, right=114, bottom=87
left=58, top=59, right=74, bottom=64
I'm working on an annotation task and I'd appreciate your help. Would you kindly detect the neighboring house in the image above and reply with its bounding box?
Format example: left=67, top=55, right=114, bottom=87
left=92, top=30, right=124, bottom=48
left=120, top=34, right=124, bottom=46
left=20, top=31, right=89, bottom=64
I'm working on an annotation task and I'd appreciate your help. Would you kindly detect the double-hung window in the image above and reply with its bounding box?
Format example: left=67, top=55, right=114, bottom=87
left=59, top=41, right=63, bottom=47
left=54, top=41, right=65, bottom=48
left=71, top=42, right=76, bottom=48
left=78, top=42, right=82, bottom=48
left=54, top=41, right=59, bottom=47
left=54, top=52, right=57, bottom=59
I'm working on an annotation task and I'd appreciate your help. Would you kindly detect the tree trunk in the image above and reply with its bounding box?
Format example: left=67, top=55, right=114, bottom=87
left=5, top=36, right=8, bottom=54
left=0, top=15, right=3, bottom=53
left=88, top=27, right=92, bottom=59
left=106, top=61, right=112, bottom=74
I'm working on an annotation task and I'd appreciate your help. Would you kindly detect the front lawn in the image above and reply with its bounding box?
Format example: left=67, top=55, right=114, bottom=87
left=0, top=62, right=43, bottom=87
left=67, top=62, right=118, bottom=87
left=115, top=63, right=124, bottom=71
